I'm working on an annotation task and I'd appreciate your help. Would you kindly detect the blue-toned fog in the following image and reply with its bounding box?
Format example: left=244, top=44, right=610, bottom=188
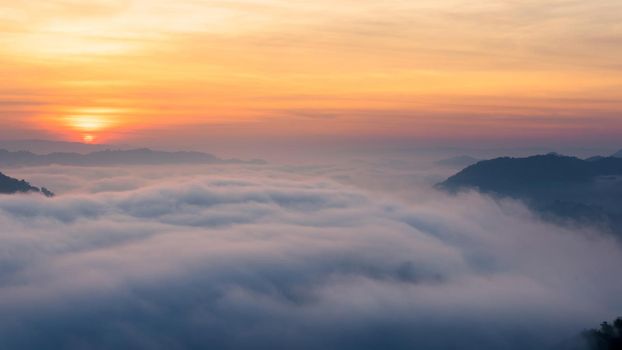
left=0, top=159, right=620, bottom=349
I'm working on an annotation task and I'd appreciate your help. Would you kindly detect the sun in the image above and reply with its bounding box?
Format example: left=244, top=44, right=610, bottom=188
left=57, top=112, right=119, bottom=144
left=67, top=115, right=110, bottom=132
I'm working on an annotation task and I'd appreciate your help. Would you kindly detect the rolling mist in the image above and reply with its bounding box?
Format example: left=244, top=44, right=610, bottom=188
left=0, top=159, right=619, bottom=349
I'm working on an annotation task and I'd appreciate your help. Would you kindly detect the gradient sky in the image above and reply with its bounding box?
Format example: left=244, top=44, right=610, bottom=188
left=1, top=0, right=621, bottom=151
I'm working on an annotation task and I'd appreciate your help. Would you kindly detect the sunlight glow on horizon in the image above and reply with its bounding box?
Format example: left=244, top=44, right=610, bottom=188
left=66, top=116, right=111, bottom=132
left=83, top=134, right=95, bottom=143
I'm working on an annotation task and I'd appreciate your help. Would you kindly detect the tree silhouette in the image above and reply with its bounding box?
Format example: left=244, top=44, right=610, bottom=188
left=583, top=317, right=622, bottom=350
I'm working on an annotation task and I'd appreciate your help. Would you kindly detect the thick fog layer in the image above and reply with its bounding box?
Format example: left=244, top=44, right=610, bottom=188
left=0, top=163, right=620, bottom=349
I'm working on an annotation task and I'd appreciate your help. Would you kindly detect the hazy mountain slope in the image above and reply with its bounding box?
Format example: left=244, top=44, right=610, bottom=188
left=440, top=155, right=606, bottom=193
left=438, top=154, right=622, bottom=235
left=0, top=172, right=54, bottom=197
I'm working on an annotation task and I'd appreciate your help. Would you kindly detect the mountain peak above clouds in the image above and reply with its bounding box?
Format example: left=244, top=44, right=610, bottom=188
left=438, top=153, right=622, bottom=235
left=0, top=171, right=54, bottom=197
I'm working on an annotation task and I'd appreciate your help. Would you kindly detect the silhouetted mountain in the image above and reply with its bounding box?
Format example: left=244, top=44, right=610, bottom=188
left=440, top=154, right=604, bottom=193
left=0, top=171, right=54, bottom=197
left=0, top=149, right=266, bottom=167
left=438, top=154, right=622, bottom=235
left=436, top=155, right=480, bottom=168
left=613, top=149, right=622, bottom=158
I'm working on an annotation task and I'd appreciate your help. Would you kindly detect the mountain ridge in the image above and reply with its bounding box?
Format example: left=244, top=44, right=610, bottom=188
left=0, top=139, right=121, bottom=154
left=0, top=171, right=54, bottom=197
left=0, top=148, right=266, bottom=167
left=438, top=154, right=622, bottom=235
left=438, top=154, right=622, bottom=194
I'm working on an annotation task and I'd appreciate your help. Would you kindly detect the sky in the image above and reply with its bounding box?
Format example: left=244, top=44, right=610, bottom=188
left=1, top=0, right=621, bottom=153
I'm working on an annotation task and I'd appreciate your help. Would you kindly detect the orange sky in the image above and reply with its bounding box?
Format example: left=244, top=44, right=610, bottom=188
left=1, top=0, right=621, bottom=147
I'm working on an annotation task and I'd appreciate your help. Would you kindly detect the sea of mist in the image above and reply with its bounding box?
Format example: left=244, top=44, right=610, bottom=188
left=0, top=159, right=619, bottom=349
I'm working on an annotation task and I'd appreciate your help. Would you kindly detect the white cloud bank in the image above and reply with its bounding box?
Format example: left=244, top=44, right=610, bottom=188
left=0, top=165, right=620, bottom=349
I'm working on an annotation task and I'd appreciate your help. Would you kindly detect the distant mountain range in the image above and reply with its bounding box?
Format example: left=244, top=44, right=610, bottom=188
left=0, top=172, right=53, bottom=197
left=0, top=148, right=265, bottom=167
left=438, top=153, right=622, bottom=235
left=0, top=139, right=120, bottom=154
left=585, top=149, right=622, bottom=161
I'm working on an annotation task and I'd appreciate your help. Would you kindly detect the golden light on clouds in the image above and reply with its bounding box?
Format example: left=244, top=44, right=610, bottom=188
left=1, top=0, right=621, bottom=144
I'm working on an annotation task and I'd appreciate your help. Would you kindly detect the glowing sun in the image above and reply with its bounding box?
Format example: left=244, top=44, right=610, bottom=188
left=67, top=115, right=110, bottom=132
left=59, top=113, right=118, bottom=144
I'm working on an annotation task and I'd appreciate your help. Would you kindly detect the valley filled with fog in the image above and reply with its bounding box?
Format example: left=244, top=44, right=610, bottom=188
left=0, top=156, right=620, bottom=349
